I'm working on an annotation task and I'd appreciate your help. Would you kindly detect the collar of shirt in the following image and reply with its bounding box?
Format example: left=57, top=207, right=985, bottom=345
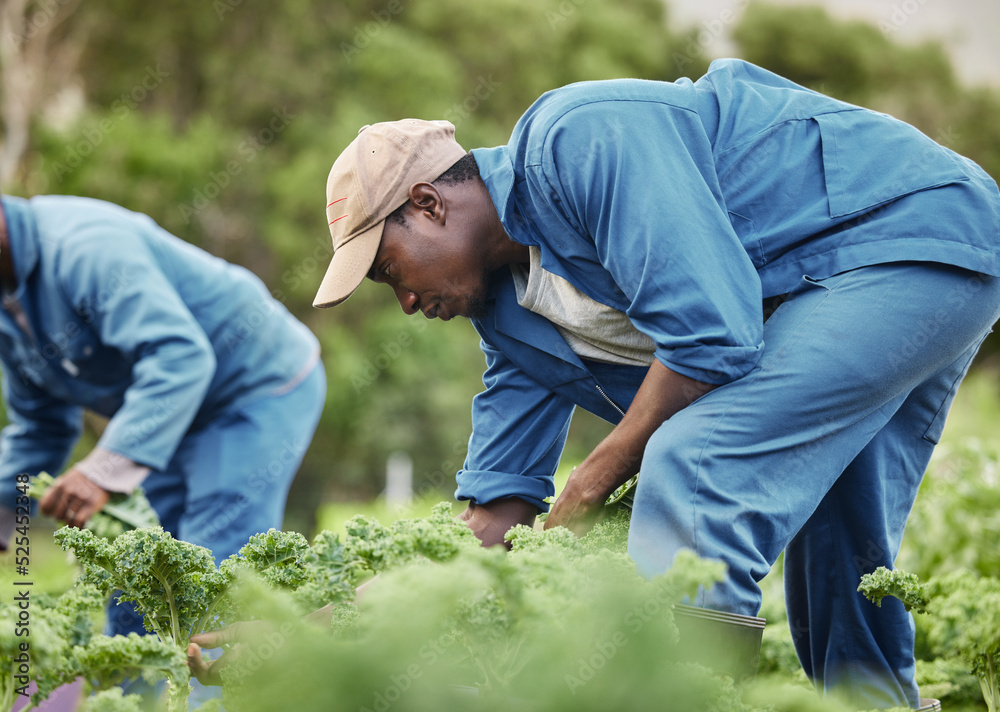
left=471, top=145, right=536, bottom=249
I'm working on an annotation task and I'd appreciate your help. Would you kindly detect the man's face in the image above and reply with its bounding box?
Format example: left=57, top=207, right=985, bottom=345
left=368, top=209, right=491, bottom=321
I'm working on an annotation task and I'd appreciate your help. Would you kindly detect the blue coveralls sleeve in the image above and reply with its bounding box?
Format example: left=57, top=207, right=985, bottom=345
left=0, top=355, right=83, bottom=498
left=535, top=101, right=764, bottom=384
left=55, top=224, right=217, bottom=471
left=455, top=338, right=575, bottom=511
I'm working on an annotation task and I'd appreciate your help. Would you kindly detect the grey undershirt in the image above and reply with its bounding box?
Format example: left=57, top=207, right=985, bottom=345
left=510, top=247, right=655, bottom=367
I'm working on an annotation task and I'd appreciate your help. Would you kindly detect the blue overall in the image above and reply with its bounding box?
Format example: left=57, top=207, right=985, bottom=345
left=459, top=59, right=1000, bottom=707
left=0, top=195, right=326, bottom=639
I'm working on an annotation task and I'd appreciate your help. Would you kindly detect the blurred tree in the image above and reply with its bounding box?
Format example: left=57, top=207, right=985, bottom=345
left=0, top=0, right=90, bottom=188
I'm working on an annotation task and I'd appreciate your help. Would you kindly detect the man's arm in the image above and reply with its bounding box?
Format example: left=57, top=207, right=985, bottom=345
left=545, top=360, right=714, bottom=532
left=454, top=333, right=577, bottom=520
left=37, top=220, right=217, bottom=522
left=536, top=100, right=765, bottom=386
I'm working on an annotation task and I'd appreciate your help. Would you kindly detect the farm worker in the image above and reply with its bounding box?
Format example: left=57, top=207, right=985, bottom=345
left=309, top=59, right=1000, bottom=708
left=0, top=194, right=326, bottom=639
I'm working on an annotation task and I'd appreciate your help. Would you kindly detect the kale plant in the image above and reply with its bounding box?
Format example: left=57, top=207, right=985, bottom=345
left=55, top=525, right=312, bottom=710
left=0, top=582, right=183, bottom=712
left=860, top=566, right=1000, bottom=712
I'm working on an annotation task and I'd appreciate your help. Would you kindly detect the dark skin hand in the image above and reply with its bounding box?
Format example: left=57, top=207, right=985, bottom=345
left=457, top=496, right=537, bottom=547
left=39, top=467, right=111, bottom=529
left=544, top=359, right=716, bottom=535
left=186, top=497, right=536, bottom=685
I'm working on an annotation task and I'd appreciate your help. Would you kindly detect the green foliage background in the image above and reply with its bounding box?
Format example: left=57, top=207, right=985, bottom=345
left=2, top=1, right=999, bottom=534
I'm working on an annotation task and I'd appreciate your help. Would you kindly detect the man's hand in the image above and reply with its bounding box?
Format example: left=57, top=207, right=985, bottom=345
left=187, top=642, right=224, bottom=687
left=187, top=621, right=278, bottom=686
left=543, top=467, right=609, bottom=536
left=458, top=497, right=537, bottom=548
left=545, top=360, right=716, bottom=536
left=39, top=467, right=110, bottom=528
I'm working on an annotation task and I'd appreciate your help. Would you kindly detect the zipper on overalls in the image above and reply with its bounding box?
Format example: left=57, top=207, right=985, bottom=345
left=595, top=382, right=626, bottom=418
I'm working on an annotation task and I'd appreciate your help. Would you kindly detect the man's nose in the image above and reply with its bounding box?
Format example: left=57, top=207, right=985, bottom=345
left=393, top=285, right=420, bottom=315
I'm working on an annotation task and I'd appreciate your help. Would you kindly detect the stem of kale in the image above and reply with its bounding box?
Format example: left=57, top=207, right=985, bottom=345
left=162, top=579, right=181, bottom=645
left=982, top=655, right=998, bottom=712
left=1, top=674, right=12, bottom=712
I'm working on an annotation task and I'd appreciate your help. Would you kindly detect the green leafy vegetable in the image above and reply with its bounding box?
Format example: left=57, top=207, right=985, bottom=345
left=206, top=516, right=744, bottom=712
left=857, top=566, right=929, bottom=614
left=80, top=688, right=145, bottom=712
left=860, top=566, right=1000, bottom=712
left=0, top=582, right=186, bottom=712
left=55, top=524, right=315, bottom=711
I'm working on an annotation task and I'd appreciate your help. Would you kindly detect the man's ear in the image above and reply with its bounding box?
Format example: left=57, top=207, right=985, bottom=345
left=407, top=182, right=446, bottom=225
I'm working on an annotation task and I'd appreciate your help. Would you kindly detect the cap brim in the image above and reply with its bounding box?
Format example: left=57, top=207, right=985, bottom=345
left=312, top=220, right=384, bottom=308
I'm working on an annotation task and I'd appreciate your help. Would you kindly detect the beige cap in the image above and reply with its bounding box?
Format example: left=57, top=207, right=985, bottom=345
left=314, top=119, right=467, bottom=308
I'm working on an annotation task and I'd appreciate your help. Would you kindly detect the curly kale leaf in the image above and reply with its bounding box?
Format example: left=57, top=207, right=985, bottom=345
left=210, top=529, right=313, bottom=625
left=343, top=501, right=478, bottom=576
left=58, top=632, right=187, bottom=695
left=80, top=688, right=146, bottom=712
left=56, top=526, right=225, bottom=645
left=293, top=530, right=364, bottom=611
left=861, top=567, right=1000, bottom=712
left=858, top=566, right=930, bottom=614
left=0, top=583, right=105, bottom=708
left=1, top=593, right=80, bottom=709
left=920, top=570, right=1000, bottom=712
left=389, top=502, right=479, bottom=563
left=220, top=528, right=310, bottom=590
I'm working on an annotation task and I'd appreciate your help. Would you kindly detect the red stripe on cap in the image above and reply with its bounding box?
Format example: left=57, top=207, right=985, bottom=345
left=327, top=197, right=347, bottom=207
left=329, top=214, right=349, bottom=225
